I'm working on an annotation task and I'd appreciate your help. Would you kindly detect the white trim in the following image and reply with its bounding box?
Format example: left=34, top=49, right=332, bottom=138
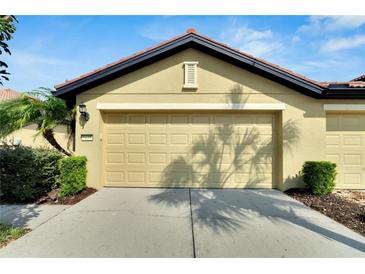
left=96, top=103, right=286, bottom=110
left=324, top=104, right=365, bottom=111
left=183, top=61, right=199, bottom=65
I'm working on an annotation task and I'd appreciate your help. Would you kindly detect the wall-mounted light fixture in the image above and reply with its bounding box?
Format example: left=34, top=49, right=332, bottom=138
left=79, top=101, right=89, bottom=121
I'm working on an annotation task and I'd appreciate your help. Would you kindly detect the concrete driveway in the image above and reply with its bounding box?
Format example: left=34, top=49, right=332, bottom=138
left=1, top=188, right=365, bottom=257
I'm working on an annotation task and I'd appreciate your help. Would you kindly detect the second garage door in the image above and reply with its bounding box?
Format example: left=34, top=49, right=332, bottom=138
left=103, top=112, right=276, bottom=188
left=326, top=113, right=365, bottom=189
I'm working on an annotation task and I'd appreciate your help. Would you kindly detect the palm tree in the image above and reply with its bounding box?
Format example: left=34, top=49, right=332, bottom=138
left=0, top=15, right=17, bottom=85
left=0, top=88, right=74, bottom=156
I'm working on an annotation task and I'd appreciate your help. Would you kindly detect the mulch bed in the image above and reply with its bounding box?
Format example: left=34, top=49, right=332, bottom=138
left=285, top=188, right=365, bottom=237
left=0, top=187, right=97, bottom=205
left=37, top=187, right=97, bottom=205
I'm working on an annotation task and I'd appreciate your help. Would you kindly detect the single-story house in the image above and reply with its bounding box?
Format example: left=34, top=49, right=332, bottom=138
left=0, top=88, right=70, bottom=149
left=53, top=28, right=365, bottom=191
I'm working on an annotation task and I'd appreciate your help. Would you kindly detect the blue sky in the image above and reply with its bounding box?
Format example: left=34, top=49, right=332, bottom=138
left=3, top=15, right=365, bottom=91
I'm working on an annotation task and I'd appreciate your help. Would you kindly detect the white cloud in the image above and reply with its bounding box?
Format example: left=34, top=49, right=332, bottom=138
left=291, top=36, right=301, bottom=44
left=221, top=26, right=283, bottom=57
left=283, top=55, right=364, bottom=82
left=321, top=35, right=365, bottom=52
left=299, top=16, right=365, bottom=33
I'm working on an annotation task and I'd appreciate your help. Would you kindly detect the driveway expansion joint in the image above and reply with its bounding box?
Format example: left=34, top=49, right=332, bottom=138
left=188, top=188, right=196, bottom=258
left=29, top=205, right=70, bottom=230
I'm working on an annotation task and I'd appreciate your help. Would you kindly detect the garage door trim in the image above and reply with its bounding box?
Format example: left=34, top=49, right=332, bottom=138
left=103, top=112, right=277, bottom=188
left=324, top=104, right=365, bottom=112
left=97, top=102, right=286, bottom=111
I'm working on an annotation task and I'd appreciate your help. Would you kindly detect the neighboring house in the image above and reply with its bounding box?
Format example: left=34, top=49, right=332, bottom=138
left=54, top=29, right=365, bottom=191
left=0, top=88, right=70, bottom=150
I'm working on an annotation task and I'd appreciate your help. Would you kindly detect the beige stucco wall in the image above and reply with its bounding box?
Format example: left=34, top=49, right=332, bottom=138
left=3, top=124, right=71, bottom=150
left=74, top=48, right=365, bottom=190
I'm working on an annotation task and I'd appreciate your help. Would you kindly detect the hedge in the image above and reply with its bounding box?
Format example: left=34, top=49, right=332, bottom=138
left=0, top=145, right=63, bottom=202
left=302, top=161, right=337, bottom=195
left=58, top=156, right=87, bottom=197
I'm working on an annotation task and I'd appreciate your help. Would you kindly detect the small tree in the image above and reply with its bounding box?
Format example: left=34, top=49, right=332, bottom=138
left=0, top=88, right=74, bottom=155
left=0, top=15, right=17, bottom=85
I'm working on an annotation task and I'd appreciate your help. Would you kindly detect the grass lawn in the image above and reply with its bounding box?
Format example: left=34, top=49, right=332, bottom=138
left=0, top=223, right=30, bottom=248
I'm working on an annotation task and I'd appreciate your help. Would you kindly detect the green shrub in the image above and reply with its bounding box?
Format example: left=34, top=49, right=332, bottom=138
left=0, top=145, right=63, bottom=202
left=302, top=161, right=337, bottom=195
left=58, top=156, right=87, bottom=197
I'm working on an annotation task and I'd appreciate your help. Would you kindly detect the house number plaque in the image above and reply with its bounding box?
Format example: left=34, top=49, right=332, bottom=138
left=81, top=134, right=93, bottom=141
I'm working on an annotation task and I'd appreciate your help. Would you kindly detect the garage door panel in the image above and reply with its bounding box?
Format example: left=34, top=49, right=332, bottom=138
left=148, top=153, right=168, bottom=164
left=326, top=154, right=340, bottom=165
left=106, top=172, right=125, bottom=183
left=105, top=114, right=127, bottom=124
left=235, top=173, right=272, bottom=185
left=106, top=163, right=125, bottom=172
left=148, top=133, right=168, bottom=145
left=343, top=135, right=362, bottom=146
left=235, top=163, right=272, bottom=174
left=106, top=134, right=125, bottom=144
left=127, top=114, right=146, bottom=124
left=235, top=127, right=273, bottom=135
left=127, top=134, right=146, bottom=145
left=326, top=114, right=365, bottom=189
left=170, top=114, right=190, bottom=124
left=191, top=115, right=211, bottom=125
left=103, top=112, right=275, bottom=188
left=127, top=172, right=146, bottom=183
left=149, top=114, right=168, bottom=125
left=191, top=153, right=232, bottom=164
left=326, top=135, right=340, bottom=146
left=343, top=173, right=362, bottom=185
left=342, top=154, right=361, bottom=166
left=170, top=134, right=189, bottom=145
left=106, top=152, right=125, bottom=163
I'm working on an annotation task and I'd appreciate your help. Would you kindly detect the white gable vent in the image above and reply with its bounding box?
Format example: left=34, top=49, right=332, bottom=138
left=183, top=61, right=198, bottom=89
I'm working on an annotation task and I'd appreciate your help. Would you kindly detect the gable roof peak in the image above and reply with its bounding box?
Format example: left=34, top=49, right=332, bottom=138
left=186, top=28, right=197, bottom=34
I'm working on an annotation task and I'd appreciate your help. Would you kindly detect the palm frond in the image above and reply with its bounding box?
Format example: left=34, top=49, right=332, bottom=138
left=0, top=87, right=74, bottom=155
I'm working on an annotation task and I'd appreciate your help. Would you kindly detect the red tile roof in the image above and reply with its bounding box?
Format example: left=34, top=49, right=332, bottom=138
left=349, top=81, right=365, bottom=88
left=54, top=28, right=364, bottom=91
left=352, top=74, right=365, bottom=82
left=320, top=81, right=365, bottom=88
left=0, top=88, right=22, bottom=101
left=55, top=32, right=188, bottom=89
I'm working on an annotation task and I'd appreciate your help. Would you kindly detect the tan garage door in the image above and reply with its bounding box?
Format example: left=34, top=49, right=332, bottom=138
left=103, top=112, right=276, bottom=188
left=326, top=114, right=365, bottom=189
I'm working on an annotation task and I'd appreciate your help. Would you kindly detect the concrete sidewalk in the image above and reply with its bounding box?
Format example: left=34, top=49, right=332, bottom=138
left=0, top=188, right=364, bottom=257
left=0, top=204, right=69, bottom=229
